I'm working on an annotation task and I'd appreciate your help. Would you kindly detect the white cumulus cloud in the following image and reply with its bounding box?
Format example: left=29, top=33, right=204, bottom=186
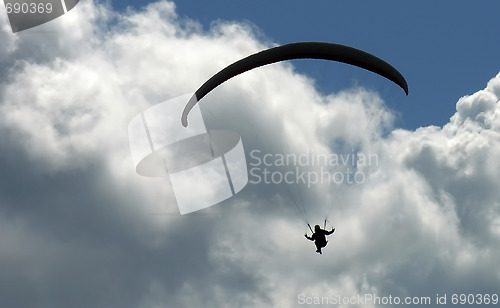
left=0, top=1, right=498, bottom=307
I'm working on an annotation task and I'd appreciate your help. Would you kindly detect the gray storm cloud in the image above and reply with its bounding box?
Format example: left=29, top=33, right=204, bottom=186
left=0, top=1, right=498, bottom=307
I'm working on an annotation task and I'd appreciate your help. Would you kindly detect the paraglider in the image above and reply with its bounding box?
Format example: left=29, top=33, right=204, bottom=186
left=180, top=42, right=408, bottom=253
left=181, top=41, right=408, bottom=127
left=305, top=224, right=336, bottom=254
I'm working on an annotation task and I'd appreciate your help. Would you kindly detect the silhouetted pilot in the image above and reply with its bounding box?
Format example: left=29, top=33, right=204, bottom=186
left=305, top=225, right=335, bottom=254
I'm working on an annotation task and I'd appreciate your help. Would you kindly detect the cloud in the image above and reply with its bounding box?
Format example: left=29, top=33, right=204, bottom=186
left=0, top=1, right=499, bottom=307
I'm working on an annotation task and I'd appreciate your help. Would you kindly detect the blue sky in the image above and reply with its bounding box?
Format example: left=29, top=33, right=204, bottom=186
left=112, top=0, right=500, bottom=130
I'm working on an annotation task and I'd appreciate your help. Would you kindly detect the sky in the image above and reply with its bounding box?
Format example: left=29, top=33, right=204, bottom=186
left=114, top=0, right=500, bottom=130
left=0, top=1, right=499, bottom=307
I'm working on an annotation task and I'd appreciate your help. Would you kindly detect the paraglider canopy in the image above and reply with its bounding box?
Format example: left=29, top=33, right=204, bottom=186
left=181, top=42, right=408, bottom=127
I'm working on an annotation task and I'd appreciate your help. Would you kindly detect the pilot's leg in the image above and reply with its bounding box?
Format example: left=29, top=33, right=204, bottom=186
left=315, top=242, right=322, bottom=254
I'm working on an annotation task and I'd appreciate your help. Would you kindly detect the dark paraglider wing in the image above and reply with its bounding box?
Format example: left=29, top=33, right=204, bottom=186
left=181, top=42, right=408, bottom=126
